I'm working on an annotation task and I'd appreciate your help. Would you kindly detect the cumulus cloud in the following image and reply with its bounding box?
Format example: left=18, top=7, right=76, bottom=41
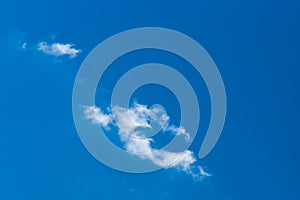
left=113, top=104, right=151, bottom=135
left=84, top=103, right=211, bottom=179
left=84, top=106, right=113, bottom=129
left=38, top=41, right=80, bottom=58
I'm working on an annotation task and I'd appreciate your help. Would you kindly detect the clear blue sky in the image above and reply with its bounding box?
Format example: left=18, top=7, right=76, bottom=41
left=0, top=0, right=299, bottom=199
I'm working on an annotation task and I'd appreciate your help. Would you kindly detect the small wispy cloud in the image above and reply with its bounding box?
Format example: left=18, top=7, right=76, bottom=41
left=150, top=106, right=190, bottom=142
left=21, top=42, right=27, bottom=50
left=38, top=41, right=81, bottom=58
left=84, top=103, right=212, bottom=180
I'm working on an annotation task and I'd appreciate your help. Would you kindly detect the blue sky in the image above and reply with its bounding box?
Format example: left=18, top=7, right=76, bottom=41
left=1, top=0, right=300, bottom=199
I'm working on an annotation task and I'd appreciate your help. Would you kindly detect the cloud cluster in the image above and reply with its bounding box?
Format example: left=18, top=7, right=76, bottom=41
left=38, top=42, right=80, bottom=58
left=84, top=103, right=211, bottom=179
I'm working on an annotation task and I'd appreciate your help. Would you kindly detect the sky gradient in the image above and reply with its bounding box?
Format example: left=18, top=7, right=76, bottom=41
left=0, top=0, right=299, bottom=199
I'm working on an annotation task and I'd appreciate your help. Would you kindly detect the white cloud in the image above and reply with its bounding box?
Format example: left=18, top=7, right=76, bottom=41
left=84, top=103, right=211, bottom=179
left=84, top=106, right=113, bottom=129
left=38, top=41, right=80, bottom=58
left=112, top=103, right=151, bottom=135
left=151, top=149, right=196, bottom=171
left=187, top=166, right=212, bottom=181
left=149, top=106, right=190, bottom=141
left=198, top=166, right=212, bottom=177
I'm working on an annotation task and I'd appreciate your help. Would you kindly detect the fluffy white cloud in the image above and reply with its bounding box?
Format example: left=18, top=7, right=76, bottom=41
left=151, top=149, right=196, bottom=171
left=112, top=103, right=151, bottom=135
left=38, top=41, right=80, bottom=58
left=84, top=106, right=112, bottom=129
left=84, top=103, right=211, bottom=179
